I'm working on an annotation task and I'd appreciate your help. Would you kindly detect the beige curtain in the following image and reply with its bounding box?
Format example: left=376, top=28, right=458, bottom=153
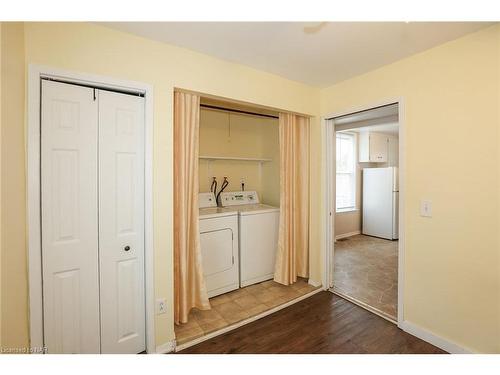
left=274, top=113, right=310, bottom=285
left=174, top=91, right=211, bottom=324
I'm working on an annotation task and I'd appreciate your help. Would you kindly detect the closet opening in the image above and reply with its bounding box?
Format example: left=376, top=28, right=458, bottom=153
left=324, top=102, right=404, bottom=324
left=173, top=93, right=319, bottom=350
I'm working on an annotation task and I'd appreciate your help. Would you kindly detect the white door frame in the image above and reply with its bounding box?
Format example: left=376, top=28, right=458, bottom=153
left=322, top=98, right=406, bottom=326
left=27, top=64, right=155, bottom=353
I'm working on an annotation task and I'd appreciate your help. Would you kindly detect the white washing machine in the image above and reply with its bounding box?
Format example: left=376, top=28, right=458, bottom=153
left=220, top=191, right=280, bottom=287
left=198, top=192, right=239, bottom=298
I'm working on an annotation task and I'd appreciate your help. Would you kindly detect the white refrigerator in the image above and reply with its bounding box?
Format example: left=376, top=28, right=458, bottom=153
left=362, top=167, right=399, bottom=240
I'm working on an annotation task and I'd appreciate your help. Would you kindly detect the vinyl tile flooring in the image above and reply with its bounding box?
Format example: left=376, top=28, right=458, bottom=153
left=179, top=292, right=445, bottom=354
left=333, top=234, right=398, bottom=320
left=175, top=278, right=318, bottom=345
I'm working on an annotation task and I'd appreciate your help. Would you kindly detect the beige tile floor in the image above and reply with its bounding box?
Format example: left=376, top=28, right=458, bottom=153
left=333, top=234, right=398, bottom=320
left=175, top=278, right=318, bottom=345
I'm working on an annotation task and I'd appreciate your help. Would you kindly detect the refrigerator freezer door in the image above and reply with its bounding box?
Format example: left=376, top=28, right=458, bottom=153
left=362, top=168, right=394, bottom=239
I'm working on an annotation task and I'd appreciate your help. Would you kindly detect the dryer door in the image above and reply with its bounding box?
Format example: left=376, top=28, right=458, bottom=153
left=200, top=229, right=234, bottom=276
left=199, top=216, right=239, bottom=298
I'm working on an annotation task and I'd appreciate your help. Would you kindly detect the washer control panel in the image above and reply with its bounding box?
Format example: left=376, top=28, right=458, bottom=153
left=198, top=192, right=217, bottom=208
left=220, top=191, right=260, bottom=206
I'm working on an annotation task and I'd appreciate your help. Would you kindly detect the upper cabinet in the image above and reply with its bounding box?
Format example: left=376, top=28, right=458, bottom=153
left=359, top=131, right=388, bottom=163
left=358, top=131, right=399, bottom=166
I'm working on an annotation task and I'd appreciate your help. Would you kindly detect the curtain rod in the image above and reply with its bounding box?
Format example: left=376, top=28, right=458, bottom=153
left=200, top=104, right=279, bottom=119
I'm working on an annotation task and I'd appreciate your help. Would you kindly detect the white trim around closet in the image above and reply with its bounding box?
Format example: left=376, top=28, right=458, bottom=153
left=27, top=64, right=155, bottom=354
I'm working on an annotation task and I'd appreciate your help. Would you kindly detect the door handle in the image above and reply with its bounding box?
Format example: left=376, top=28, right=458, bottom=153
left=124, top=246, right=131, bottom=252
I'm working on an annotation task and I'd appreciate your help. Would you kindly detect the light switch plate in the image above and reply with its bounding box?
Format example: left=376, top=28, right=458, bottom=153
left=420, top=200, right=432, bottom=217
left=156, top=298, right=167, bottom=315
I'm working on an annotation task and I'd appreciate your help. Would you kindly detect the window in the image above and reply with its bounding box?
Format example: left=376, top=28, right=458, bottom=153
left=336, top=132, right=356, bottom=212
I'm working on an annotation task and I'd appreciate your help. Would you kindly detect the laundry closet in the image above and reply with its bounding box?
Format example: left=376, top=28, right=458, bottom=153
left=174, top=91, right=314, bottom=347
left=197, top=99, right=280, bottom=298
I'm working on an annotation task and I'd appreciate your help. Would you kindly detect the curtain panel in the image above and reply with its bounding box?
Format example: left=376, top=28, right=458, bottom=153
left=173, top=91, right=211, bottom=324
left=274, top=113, right=310, bottom=285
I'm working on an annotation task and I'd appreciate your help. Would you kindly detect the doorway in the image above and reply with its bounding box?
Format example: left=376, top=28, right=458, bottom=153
left=27, top=66, right=155, bottom=354
left=324, top=101, right=404, bottom=324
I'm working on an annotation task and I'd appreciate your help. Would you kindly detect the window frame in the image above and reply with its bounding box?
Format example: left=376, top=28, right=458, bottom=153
left=335, top=131, right=357, bottom=213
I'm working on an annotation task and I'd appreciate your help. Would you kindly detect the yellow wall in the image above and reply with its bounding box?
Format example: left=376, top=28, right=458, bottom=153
left=1, top=20, right=498, bottom=354
left=199, top=108, right=280, bottom=206
left=335, top=211, right=360, bottom=237
left=321, top=25, right=500, bottom=353
left=0, top=22, right=29, bottom=349
left=1, top=22, right=320, bottom=350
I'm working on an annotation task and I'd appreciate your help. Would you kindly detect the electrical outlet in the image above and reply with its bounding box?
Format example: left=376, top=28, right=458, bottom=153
left=156, top=298, right=167, bottom=315
left=420, top=200, right=432, bottom=218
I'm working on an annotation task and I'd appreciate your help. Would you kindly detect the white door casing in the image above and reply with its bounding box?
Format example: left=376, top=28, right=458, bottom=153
left=98, top=90, right=146, bottom=354
left=41, top=80, right=101, bottom=353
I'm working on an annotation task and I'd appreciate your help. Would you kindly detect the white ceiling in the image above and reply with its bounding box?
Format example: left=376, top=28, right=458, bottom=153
left=100, top=22, right=492, bottom=87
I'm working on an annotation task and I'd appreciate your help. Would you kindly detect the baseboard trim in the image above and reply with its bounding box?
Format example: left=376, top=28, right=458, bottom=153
left=335, top=231, right=360, bottom=241
left=332, top=289, right=474, bottom=354
left=175, top=287, right=323, bottom=352
left=399, top=321, right=474, bottom=354
left=308, top=279, right=322, bottom=288
left=155, top=340, right=176, bottom=354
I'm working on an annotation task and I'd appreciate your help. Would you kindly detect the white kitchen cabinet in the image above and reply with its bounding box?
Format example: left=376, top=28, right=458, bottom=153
left=358, top=131, right=388, bottom=163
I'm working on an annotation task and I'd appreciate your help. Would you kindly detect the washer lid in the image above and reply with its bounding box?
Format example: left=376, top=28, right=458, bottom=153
left=237, top=203, right=280, bottom=215
left=199, top=207, right=238, bottom=219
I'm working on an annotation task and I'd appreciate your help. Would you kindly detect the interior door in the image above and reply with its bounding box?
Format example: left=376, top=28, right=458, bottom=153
left=41, top=80, right=100, bottom=353
left=98, top=90, right=146, bottom=353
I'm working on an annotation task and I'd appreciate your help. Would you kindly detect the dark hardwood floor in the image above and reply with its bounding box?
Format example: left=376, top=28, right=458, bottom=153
left=179, top=291, right=446, bottom=354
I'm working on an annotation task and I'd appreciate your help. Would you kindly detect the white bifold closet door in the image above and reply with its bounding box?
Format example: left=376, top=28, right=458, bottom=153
left=41, top=80, right=100, bottom=354
left=98, top=90, right=145, bottom=354
left=41, top=80, right=145, bottom=354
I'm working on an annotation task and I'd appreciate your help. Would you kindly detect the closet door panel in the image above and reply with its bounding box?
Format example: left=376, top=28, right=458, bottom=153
left=98, top=90, right=146, bottom=354
left=41, top=80, right=100, bottom=353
